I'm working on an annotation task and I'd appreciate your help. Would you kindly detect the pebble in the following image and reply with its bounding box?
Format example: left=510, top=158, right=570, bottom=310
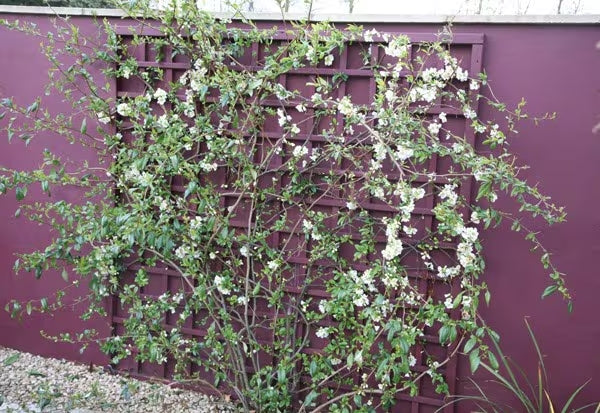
left=0, top=347, right=235, bottom=412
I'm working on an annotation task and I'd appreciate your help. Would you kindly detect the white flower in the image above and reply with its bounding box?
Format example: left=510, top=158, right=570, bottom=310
left=437, top=265, right=460, bottom=279
left=153, top=88, right=168, bottom=105
left=138, top=172, right=153, bottom=187
left=337, top=96, right=355, bottom=116
left=240, top=245, right=250, bottom=257
left=413, top=85, right=438, bottom=103
left=385, top=89, right=395, bottom=102
left=438, top=112, right=447, bottom=123
left=470, top=80, right=480, bottom=90
left=302, top=219, right=313, bottom=232
left=457, top=242, right=476, bottom=268
left=444, top=293, right=454, bottom=309
left=470, top=211, right=481, bottom=224
left=346, top=201, right=358, bottom=210
left=116, top=102, right=132, bottom=117
left=318, top=300, right=328, bottom=314
left=363, top=28, right=379, bottom=42
left=354, top=350, right=364, bottom=366
left=324, top=54, right=334, bottom=66
left=190, top=216, right=204, bottom=231
left=384, top=37, right=409, bottom=58
left=292, top=145, right=308, bottom=158
left=464, top=107, right=477, bottom=119
left=214, top=276, right=231, bottom=295
left=411, top=187, right=426, bottom=200
left=277, top=108, right=291, bottom=127
left=267, top=260, right=279, bottom=270
left=290, top=124, right=300, bottom=135
left=122, top=66, right=132, bottom=79
left=428, top=122, right=442, bottom=136
left=175, top=246, right=188, bottom=260
left=439, top=184, right=458, bottom=206
left=316, top=327, right=329, bottom=339
left=372, top=186, right=385, bottom=199
left=157, top=114, right=169, bottom=129
left=373, top=142, right=387, bottom=161
left=237, top=296, right=248, bottom=305
left=353, top=289, right=370, bottom=307
left=452, top=142, right=465, bottom=154
left=97, top=112, right=111, bottom=124
left=159, top=198, right=169, bottom=211
left=422, top=67, right=439, bottom=82
left=458, top=226, right=479, bottom=243
left=184, top=104, right=195, bottom=118
left=311, top=93, right=322, bottom=104
left=382, top=238, right=403, bottom=261
left=455, top=67, right=469, bottom=82
left=295, top=103, right=306, bottom=113
left=408, top=354, right=417, bottom=367
left=199, top=161, right=218, bottom=172
left=403, top=225, right=417, bottom=236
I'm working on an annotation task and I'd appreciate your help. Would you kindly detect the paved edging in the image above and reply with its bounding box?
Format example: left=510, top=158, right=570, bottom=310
left=0, top=5, right=598, bottom=24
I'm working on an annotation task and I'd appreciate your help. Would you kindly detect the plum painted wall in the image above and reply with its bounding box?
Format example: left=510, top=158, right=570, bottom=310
left=0, top=12, right=598, bottom=410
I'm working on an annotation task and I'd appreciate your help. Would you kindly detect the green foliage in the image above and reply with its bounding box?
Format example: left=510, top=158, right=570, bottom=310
left=442, top=320, right=600, bottom=413
left=2, top=354, right=19, bottom=366
left=0, top=2, right=569, bottom=411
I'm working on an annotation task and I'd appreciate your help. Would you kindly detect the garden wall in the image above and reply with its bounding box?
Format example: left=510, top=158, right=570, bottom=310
left=0, top=8, right=599, bottom=410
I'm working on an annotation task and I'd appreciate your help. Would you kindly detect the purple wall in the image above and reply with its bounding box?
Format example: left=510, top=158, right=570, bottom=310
left=0, top=15, right=111, bottom=365
left=0, top=13, right=599, bottom=409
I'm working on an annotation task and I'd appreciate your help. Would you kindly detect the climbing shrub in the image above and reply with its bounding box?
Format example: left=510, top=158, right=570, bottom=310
left=0, top=3, right=568, bottom=412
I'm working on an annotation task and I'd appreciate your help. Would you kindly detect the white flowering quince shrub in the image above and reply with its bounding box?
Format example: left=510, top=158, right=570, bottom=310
left=0, top=3, right=568, bottom=412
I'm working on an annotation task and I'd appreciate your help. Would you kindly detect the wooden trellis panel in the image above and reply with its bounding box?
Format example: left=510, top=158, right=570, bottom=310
left=108, top=24, right=484, bottom=412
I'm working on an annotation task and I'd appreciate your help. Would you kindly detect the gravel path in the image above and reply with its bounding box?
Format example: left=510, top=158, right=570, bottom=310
left=0, top=347, right=235, bottom=413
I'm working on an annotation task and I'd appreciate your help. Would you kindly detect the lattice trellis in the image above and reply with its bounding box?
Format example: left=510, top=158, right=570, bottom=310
left=107, top=25, right=484, bottom=412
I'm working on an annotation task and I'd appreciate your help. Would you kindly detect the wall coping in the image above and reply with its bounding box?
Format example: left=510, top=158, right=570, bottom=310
left=0, top=5, right=599, bottom=24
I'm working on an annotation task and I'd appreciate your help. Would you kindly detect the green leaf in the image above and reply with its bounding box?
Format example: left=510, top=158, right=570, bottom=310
left=542, top=285, right=558, bottom=298
left=26, top=101, right=39, bottom=114
left=469, top=349, right=481, bottom=373
left=80, top=118, right=87, bottom=134
left=463, top=336, right=477, bottom=354
left=184, top=181, right=197, bottom=199
left=488, top=352, right=500, bottom=370
left=61, top=269, right=69, bottom=282
left=309, top=360, right=317, bottom=376
left=41, top=181, right=49, bottom=193
left=2, top=353, right=19, bottom=366
left=20, top=133, right=32, bottom=145
left=15, top=186, right=26, bottom=201
left=170, top=155, right=179, bottom=169
left=28, top=370, right=46, bottom=377
left=304, top=390, right=318, bottom=407
left=26, top=302, right=32, bottom=316
left=439, top=325, right=457, bottom=345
